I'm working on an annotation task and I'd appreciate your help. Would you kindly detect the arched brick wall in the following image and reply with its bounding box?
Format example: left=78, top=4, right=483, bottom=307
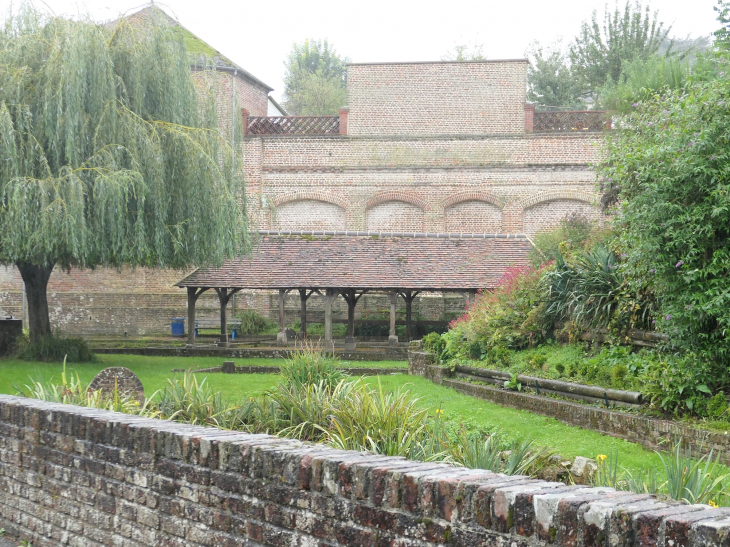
left=519, top=190, right=597, bottom=210
left=272, top=200, right=347, bottom=231
left=364, top=190, right=428, bottom=211
left=440, top=190, right=505, bottom=210
left=273, top=190, right=350, bottom=211
left=445, top=201, right=502, bottom=233
left=271, top=191, right=350, bottom=230
left=366, top=201, right=425, bottom=232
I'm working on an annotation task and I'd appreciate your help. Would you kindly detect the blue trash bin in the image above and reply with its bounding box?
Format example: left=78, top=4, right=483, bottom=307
left=171, top=318, right=185, bottom=337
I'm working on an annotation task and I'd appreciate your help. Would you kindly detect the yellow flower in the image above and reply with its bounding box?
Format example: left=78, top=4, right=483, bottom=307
left=709, top=500, right=719, bottom=508
left=435, top=409, right=444, bottom=417
left=596, top=454, right=608, bottom=463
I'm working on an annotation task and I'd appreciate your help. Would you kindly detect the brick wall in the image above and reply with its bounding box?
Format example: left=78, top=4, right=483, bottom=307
left=346, top=61, right=529, bottom=136
left=0, top=61, right=609, bottom=337
left=1, top=395, right=726, bottom=547
left=252, top=133, right=602, bottom=234
left=523, top=199, right=603, bottom=237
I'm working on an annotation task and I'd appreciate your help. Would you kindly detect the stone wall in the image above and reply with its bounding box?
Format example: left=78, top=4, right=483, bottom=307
left=2, top=395, right=728, bottom=547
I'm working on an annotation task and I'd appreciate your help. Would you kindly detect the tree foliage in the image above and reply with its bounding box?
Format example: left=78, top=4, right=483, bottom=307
left=282, top=39, right=348, bottom=115
left=569, top=1, right=671, bottom=99
left=526, top=41, right=585, bottom=109
left=603, top=71, right=730, bottom=371
left=441, top=43, right=486, bottom=61
left=0, top=5, right=249, bottom=339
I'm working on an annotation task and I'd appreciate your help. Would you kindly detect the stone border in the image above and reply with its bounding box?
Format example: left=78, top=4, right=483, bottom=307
left=1, top=395, right=728, bottom=547
left=170, top=365, right=407, bottom=376
left=93, top=346, right=408, bottom=361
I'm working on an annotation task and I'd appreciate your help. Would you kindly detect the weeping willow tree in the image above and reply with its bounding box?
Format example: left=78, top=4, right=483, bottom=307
left=0, top=6, right=249, bottom=341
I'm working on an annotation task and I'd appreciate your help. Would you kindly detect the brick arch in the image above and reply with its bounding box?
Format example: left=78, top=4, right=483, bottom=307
left=439, top=190, right=505, bottom=211
left=364, top=191, right=427, bottom=211
left=519, top=190, right=597, bottom=210
left=273, top=190, right=350, bottom=211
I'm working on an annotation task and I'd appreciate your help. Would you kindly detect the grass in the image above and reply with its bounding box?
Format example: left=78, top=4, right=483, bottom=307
left=0, top=354, right=405, bottom=399
left=368, top=375, right=666, bottom=474
left=0, top=353, right=668, bottom=476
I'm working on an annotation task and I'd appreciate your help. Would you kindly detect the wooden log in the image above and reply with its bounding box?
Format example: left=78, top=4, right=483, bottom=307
left=454, top=365, right=643, bottom=404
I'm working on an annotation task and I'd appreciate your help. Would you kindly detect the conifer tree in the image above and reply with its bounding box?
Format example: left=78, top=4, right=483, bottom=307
left=0, top=6, right=249, bottom=341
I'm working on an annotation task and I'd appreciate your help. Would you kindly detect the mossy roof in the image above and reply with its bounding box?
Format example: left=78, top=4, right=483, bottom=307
left=124, top=5, right=273, bottom=92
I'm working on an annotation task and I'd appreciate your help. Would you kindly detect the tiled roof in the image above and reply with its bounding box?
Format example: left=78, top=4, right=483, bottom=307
left=177, top=232, right=531, bottom=291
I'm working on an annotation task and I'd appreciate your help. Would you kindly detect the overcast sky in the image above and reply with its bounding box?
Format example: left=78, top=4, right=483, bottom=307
left=1, top=0, right=720, bottom=101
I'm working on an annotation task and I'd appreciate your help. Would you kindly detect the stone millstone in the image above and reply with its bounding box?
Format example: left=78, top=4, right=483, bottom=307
left=88, top=367, right=144, bottom=403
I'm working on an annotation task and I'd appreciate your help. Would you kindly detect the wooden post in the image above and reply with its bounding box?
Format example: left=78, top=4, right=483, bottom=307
left=399, top=291, right=420, bottom=342
left=388, top=291, right=398, bottom=346
left=299, top=289, right=308, bottom=339
left=341, top=289, right=367, bottom=352
left=277, top=289, right=287, bottom=346
left=186, top=287, right=209, bottom=347
left=187, top=287, right=197, bottom=346
left=405, top=294, right=413, bottom=342
left=324, top=288, right=335, bottom=351
left=216, top=288, right=229, bottom=344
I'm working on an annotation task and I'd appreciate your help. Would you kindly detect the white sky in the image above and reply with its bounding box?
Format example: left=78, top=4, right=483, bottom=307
left=3, top=0, right=720, bottom=101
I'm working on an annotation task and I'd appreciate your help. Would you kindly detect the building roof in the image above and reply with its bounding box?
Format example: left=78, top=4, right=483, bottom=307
left=124, top=6, right=273, bottom=92
left=176, top=231, right=531, bottom=291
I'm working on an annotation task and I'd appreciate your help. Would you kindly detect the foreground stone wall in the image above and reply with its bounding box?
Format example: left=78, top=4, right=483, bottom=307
left=1, top=395, right=728, bottom=547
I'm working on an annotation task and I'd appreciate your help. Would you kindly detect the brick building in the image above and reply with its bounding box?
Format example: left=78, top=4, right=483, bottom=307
left=0, top=14, right=606, bottom=337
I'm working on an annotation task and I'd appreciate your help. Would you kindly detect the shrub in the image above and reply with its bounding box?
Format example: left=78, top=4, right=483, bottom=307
left=639, top=351, right=715, bottom=416
left=485, top=346, right=511, bottom=367
left=459, top=266, right=548, bottom=354
left=708, top=393, right=728, bottom=419
left=18, top=335, right=96, bottom=363
left=278, top=342, right=347, bottom=392
left=156, top=371, right=257, bottom=430
left=604, top=76, right=730, bottom=371
left=422, top=332, right=445, bottom=357
left=326, top=379, right=434, bottom=458
left=529, top=213, right=603, bottom=268
left=237, top=309, right=275, bottom=335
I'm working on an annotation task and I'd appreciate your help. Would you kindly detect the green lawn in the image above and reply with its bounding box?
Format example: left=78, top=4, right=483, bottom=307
left=0, top=353, right=665, bottom=475
left=0, top=354, right=404, bottom=397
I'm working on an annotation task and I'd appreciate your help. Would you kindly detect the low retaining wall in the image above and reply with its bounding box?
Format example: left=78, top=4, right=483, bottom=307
left=172, top=365, right=407, bottom=375
left=408, top=354, right=730, bottom=465
left=1, top=395, right=729, bottom=547
left=94, top=346, right=408, bottom=361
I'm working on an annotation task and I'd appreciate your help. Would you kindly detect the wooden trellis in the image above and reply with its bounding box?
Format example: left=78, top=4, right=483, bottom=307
left=534, top=111, right=610, bottom=133
left=247, top=116, right=340, bottom=135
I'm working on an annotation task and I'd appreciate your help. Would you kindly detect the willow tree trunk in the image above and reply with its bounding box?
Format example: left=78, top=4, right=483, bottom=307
left=16, top=261, right=54, bottom=342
